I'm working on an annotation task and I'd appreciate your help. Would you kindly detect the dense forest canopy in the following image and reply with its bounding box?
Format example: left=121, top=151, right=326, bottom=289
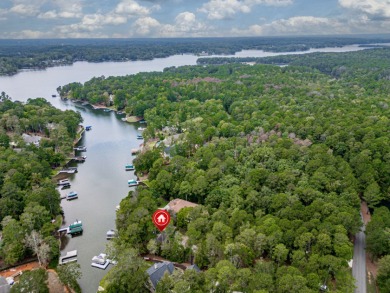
left=1, top=36, right=390, bottom=76
left=67, top=48, right=390, bottom=291
left=0, top=97, right=82, bottom=267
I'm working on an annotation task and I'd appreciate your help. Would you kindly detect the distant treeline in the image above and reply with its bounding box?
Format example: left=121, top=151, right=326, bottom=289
left=1, top=36, right=390, bottom=75
left=197, top=47, right=390, bottom=77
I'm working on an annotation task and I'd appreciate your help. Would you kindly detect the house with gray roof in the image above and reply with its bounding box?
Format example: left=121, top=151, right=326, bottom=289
left=146, top=261, right=174, bottom=291
left=186, top=264, right=201, bottom=272
left=21, top=133, right=41, bottom=146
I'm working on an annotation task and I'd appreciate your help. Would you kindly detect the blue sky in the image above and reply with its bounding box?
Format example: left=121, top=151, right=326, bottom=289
left=0, top=0, right=389, bottom=38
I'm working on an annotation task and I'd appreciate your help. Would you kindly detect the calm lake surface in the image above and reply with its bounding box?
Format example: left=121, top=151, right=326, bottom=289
left=0, top=44, right=370, bottom=293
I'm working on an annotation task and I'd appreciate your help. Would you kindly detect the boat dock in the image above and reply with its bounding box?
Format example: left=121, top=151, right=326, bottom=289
left=91, top=253, right=110, bottom=269
left=59, top=250, right=78, bottom=265
left=131, top=148, right=140, bottom=155
left=58, top=227, right=69, bottom=234
left=72, top=156, right=87, bottom=162
left=59, top=167, right=78, bottom=174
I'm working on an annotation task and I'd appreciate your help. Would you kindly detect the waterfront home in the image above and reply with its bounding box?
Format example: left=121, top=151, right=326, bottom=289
left=186, top=264, right=201, bottom=272
left=164, top=198, right=198, bottom=215
left=147, top=262, right=174, bottom=291
left=21, top=133, right=41, bottom=147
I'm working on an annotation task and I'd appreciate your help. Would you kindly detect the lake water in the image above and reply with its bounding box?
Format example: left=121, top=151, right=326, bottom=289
left=0, top=44, right=370, bottom=293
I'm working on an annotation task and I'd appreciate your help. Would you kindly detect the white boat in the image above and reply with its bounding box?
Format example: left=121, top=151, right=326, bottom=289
left=138, top=127, right=146, bottom=131
left=115, top=205, right=120, bottom=211
left=106, top=229, right=116, bottom=240
left=125, top=164, right=135, bottom=171
left=128, top=179, right=139, bottom=187
left=58, top=179, right=70, bottom=186
left=66, top=191, right=78, bottom=200
left=91, top=253, right=110, bottom=269
left=74, top=146, right=87, bottom=151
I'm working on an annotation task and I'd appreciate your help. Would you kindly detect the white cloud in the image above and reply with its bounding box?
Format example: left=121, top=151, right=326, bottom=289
left=232, top=16, right=349, bottom=36
left=339, top=0, right=390, bottom=18
left=199, top=0, right=251, bottom=20
left=115, top=0, right=150, bottom=16
left=32, top=0, right=83, bottom=19
left=131, top=12, right=211, bottom=37
left=10, top=4, right=39, bottom=16
left=199, top=0, right=292, bottom=20
left=247, top=0, right=292, bottom=6
left=133, top=16, right=160, bottom=35
left=38, top=10, right=57, bottom=19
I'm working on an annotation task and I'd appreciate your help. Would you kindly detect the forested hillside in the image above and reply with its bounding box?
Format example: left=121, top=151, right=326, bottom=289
left=0, top=96, right=82, bottom=267
left=63, top=49, right=389, bottom=292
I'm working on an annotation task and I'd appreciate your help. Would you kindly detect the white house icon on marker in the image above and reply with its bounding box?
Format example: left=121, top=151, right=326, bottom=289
left=157, top=214, right=166, bottom=223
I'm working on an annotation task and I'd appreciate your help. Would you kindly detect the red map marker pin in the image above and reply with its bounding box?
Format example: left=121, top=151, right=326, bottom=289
left=152, top=209, right=171, bottom=232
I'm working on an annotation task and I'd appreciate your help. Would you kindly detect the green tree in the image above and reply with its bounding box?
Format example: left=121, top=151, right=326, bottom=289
left=57, top=262, right=82, bottom=293
left=0, top=216, right=25, bottom=265
left=104, top=248, right=149, bottom=293
left=377, top=255, right=390, bottom=292
left=11, top=268, right=49, bottom=293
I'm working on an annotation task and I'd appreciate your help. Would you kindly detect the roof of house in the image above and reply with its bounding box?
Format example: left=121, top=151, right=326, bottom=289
left=164, top=199, right=198, bottom=214
left=186, top=264, right=201, bottom=272
left=146, top=261, right=174, bottom=289
left=22, top=133, right=41, bottom=144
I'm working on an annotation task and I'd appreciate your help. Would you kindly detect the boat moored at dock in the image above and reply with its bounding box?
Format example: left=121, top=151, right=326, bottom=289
left=85, top=126, right=92, bottom=131
left=72, top=156, right=87, bottom=162
left=74, top=146, right=87, bottom=151
left=68, top=220, right=83, bottom=236
left=137, top=134, right=143, bottom=140
left=66, top=191, right=78, bottom=200
left=58, top=179, right=71, bottom=186
left=125, top=164, right=135, bottom=171
left=128, top=179, right=139, bottom=187
left=91, top=253, right=110, bottom=269
left=106, top=229, right=116, bottom=240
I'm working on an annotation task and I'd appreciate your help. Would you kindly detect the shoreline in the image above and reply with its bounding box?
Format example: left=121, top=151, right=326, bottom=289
left=1, top=42, right=382, bottom=77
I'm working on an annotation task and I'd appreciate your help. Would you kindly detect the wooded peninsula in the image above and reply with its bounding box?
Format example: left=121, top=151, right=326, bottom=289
left=0, top=43, right=389, bottom=292
left=58, top=48, right=390, bottom=292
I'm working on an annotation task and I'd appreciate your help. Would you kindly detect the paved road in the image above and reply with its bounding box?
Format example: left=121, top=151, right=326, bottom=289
left=352, top=213, right=366, bottom=293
